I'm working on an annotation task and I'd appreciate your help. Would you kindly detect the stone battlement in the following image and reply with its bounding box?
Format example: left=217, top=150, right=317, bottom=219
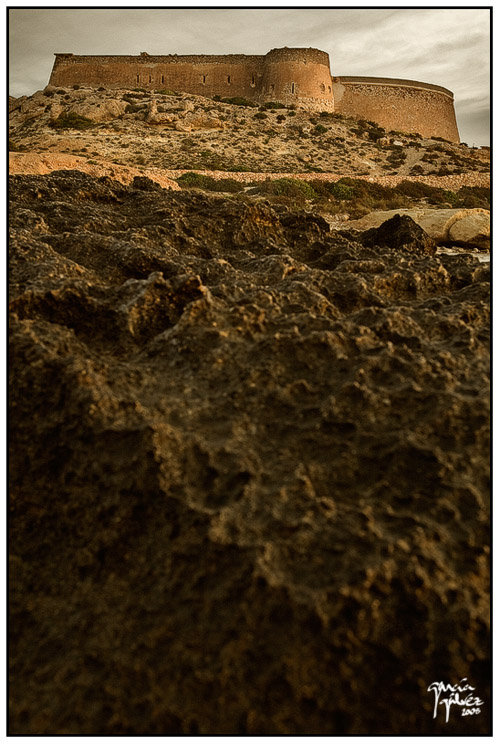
left=48, top=47, right=460, bottom=140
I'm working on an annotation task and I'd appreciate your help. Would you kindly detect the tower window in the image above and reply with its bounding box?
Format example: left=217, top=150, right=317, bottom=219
left=136, top=74, right=140, bottom=83
left=149, top=75, right=152, bottom=83
left=320, top=83, right=326, bottom=93
left=291, top=82, right=295, bottom=94
left=251, top=75, right=255, bottom=87
left=161, top=75, right=165, bottom=84
left=227, top=75, right=231, bottom=84
left=269, top=83, right=275, bottom=93
left=201, top=74, right=207, bottom=84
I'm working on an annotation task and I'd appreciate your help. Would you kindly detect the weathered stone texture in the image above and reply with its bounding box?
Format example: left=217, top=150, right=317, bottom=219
left=48, top=47, right=460, bottom=138
left=49, top=48, right=335, bottom=112
left=333, top=77, right=460, bottom=143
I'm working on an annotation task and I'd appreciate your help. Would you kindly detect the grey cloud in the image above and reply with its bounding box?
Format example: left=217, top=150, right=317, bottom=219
left=8, top=8, right=490, bottom=145
left=456, top=108, right=490, bottom=146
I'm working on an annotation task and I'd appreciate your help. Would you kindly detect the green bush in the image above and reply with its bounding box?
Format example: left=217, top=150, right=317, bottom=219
left=233, top=175, right=489, bottom=214
left=176, top=172, right=244, bottom=192
left=329, top=182, right=355, bottom=200
left=123, top=93, right=145, bottom=101
left=263, top=101, right=287, bottom=109
left=252, top=178, right=317, bottom=202
left=218, top=96, right=257, bottom=107
left=254, top=112, right=268, bottom=120
left=395, top=180, right=435, bottom=198
left=313, top=124, right=328, bottom=135
left=48, top=111, right=94, bottom=130
left=367, top=127, right=386, bottom=142
left=457, top=186, right=490, bottom=209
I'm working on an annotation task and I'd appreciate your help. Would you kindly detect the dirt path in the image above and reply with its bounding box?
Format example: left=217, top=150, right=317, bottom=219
left=9, top=152, right=490, bottom=191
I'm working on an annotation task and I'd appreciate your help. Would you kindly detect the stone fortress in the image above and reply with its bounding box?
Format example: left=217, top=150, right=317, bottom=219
left=49, top=47, right=460, bottom=143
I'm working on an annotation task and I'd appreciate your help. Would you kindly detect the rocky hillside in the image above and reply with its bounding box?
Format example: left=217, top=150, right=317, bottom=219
left=9, top=84, right=490, bottom=177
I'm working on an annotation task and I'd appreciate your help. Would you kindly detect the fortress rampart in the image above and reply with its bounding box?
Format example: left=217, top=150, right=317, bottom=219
left=48, top=47, right=460, bottom=141
left=49, top=48, right=335, bottom=112
left=333, top=77, right=460, bottom=143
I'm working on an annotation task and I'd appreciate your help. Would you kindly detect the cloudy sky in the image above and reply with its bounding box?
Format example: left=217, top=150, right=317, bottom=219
left=8, top=7, right=490, bottom=145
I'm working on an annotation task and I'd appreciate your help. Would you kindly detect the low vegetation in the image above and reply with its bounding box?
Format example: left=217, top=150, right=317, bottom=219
left=213, top=96, right=257, bottom=107
left=177, top=174, right=490, bottom=216
left=176, top=172, right=244, bottom=192
left=48, top=112, right=94, bottom=130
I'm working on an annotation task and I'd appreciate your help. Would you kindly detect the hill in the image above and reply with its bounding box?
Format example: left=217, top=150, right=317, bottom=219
left=9, top=84, right=489, bottom=179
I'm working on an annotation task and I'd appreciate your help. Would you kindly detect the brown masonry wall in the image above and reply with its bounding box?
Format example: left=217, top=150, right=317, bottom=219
left=333, top=77, right=460, bottom=143
left=49, top=48, right=335, bottom=111
left=48, top=49, right=460, bottom=139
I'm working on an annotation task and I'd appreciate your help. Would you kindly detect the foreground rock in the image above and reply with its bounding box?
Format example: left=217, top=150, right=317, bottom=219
left=347, top=207, right=490, bottom=250
left=9, top=172, right=490, bottom=735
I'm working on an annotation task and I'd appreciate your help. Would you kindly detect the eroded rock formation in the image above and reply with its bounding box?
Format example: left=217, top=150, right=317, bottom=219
left=9, top=172, right=490, bottom=735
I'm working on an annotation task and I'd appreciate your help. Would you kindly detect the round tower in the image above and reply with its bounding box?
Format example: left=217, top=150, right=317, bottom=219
left=332, top=76, right=460, bottom=143
left=259, top=47, right=335, bottom=111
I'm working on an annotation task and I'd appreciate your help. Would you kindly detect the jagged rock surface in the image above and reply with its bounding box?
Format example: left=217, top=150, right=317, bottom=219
left=9, top=171, right=490, bottom=735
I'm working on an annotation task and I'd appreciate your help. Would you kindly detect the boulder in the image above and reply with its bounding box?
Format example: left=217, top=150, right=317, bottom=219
left=447, top=211, right=490, bottom=250
left=145, top=99, right=177, bottom=125
left=184, top=114, right=225, bottom=130
left=174, top=121, right=192, bottom=132
left=347, top=208, right=490, bottom=249
left=68, top=97, right=128, bottom=122
left=359, top=214, right=436, bottom=255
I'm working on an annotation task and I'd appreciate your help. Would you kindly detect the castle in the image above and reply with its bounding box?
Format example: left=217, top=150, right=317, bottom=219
left=49, top=47, right=460, bottom=143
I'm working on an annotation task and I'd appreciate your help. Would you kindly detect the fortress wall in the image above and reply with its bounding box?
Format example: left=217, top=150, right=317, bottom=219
left=48, top=49, right=335, bottom=110
left=49, top=54, right=266, bottom=98
left=48, top=51, right=460, bottom=137
left=332, top=77, right=460, bottom=143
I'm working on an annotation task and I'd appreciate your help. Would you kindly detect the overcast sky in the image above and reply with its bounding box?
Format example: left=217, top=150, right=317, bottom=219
left=8, top=7, right=490, bottom=145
